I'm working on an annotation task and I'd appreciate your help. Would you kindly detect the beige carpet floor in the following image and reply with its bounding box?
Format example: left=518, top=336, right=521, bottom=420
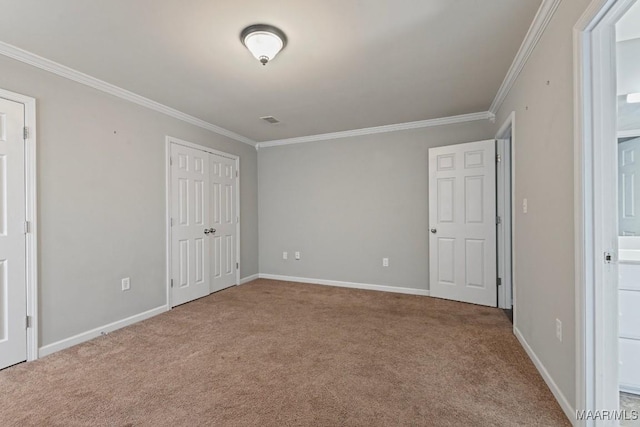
left=0, top=279, right=570, bottom=426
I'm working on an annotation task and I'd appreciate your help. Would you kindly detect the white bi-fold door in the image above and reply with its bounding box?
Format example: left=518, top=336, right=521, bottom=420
left=428, top=140, right=497, bottom=307
left=0, top=97, right=27, bottom=369
left=170, top=142, right=238, bottom=307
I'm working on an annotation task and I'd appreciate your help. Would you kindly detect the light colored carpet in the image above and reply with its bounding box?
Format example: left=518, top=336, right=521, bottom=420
left=0, top=279, right=570, bottom=426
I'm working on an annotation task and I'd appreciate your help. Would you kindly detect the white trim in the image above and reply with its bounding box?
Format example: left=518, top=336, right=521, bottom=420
left=256, top=112, right=495, bottom=149
left=0, top=88, right=38, bottom=362
left=618, top=129, right=640, bottom=138
left=495, top=112, right=516, bottom=316
left=165, top=136, right=241, bottom=308
left=259, top=274, right=430, bottom=296
left=38, top=305, right=168, bottom=358
left=239, top=274, right=259, bottom=285
left=0, top=41, right=255, bottom=147
left=620, top=384, right=640, bottom=395
left=489, top=0, right=562, bottom=115
left=514, top=327, right=576, bottom=425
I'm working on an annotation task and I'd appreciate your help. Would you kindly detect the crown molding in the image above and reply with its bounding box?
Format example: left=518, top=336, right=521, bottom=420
left=489, top=0, right=562, bottom=115
left=0, top=41, right=256, bottom=146
left=256, top=111, right=495, bottom=149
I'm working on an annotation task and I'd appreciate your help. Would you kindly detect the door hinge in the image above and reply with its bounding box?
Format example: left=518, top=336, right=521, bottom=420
left=169, top=156, right=173, bottom=166
left=604, top=252, right=613, bottom=264
left=497, top=277, right=502, bottom=287
left=170, top=279, right=174, bottom=288
left=236, top=170, right=238, bottom=178
left=496, top=154, right=502, bottom=163
left=170, top=218, right=174, bottom=227
left=25, top=315, right=32, bottom=329
left=23, top=127, right=29, bottom=140
left=496, top=216, right=502, bottom=225
left=24, top=221, right=31, bottom=234
left=236, top=262, right=239, bottom=270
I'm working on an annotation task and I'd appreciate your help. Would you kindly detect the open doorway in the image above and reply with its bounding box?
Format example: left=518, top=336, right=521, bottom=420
left=496, top=114, right=515, bottom=321
left=616, top=1, right=640, bottom=417
left=575, top=0, right=640, bottom=423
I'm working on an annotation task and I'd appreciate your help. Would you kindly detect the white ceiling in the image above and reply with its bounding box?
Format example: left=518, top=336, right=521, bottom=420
left=0, top=0, right=542, bottom=142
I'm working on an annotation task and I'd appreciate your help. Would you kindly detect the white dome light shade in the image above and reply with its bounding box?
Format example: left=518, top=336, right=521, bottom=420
left=241, top=25, right=287, bottom=66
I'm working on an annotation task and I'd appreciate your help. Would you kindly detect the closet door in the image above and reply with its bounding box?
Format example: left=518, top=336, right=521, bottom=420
left=170, top=144, right=211, bottom=306
left=210, top=153, right=238, bottom=293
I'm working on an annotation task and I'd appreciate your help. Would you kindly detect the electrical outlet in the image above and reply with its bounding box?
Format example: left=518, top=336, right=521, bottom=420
left=382, top=258, right=389, bottom=267
left=283, top=251, right=288, bottom=260
left=295, top=251, right=301, bottom=260
left=523, top=198, right=528, bottom=214
left=121, top=277, right=130, bottom=291
left=556, top=318, right=562, bottom=342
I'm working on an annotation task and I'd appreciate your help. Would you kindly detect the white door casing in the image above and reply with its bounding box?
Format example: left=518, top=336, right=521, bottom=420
left=428, top=140, right=497, bottom=307
left=170, top=143, right=211, bottom=306
left=210, top=153, right=237, bottom=293
left=0, top=97, right=27, bottom=369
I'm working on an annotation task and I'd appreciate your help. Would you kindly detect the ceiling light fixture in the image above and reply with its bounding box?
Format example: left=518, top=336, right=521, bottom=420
left=240, top=24, right=287, bottom=66
left=627, top=93, right=640, bottom=103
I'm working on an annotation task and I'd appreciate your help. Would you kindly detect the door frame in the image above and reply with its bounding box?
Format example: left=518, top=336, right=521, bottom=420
left=165, top=136, right=240, bottom=308
left=0, top=88, right=38, bottom=362
left=496, top=113, right=516, bottom=312
left=574, top=0, right=637, bottom=423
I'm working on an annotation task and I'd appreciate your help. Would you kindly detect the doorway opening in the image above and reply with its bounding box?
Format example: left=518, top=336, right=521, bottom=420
left=496, top=113, right=515, bottom=322
left=575, top=0, right=640, bottom=422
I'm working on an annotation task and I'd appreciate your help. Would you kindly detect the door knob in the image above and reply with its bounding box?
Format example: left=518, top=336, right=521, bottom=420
left=209, top=228, right=216, bottom=234
left=204, top=229, right=211, bottom=235
left=430, top=228, right=437, bottom=234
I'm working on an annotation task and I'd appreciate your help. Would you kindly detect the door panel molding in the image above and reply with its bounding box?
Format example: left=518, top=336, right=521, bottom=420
left=165, top=136, right=240, bottom=308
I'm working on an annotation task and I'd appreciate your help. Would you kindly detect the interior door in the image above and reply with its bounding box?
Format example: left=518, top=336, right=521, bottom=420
left=210, top=153, right=237, bottom=293
left=0, top=97, right=27, bottom=369
left=428, top=140, right=497, bottom=307
left=618, top=137, right=640, bottom=236
left=170, top=144, right=211, bottom=306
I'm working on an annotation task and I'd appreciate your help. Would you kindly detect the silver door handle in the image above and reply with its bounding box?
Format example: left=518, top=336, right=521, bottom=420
left=204, top=228, right=216, bottom=235
left=430, top=228, right=437, bottom=234
left=204, top=229, right=211, bottom=235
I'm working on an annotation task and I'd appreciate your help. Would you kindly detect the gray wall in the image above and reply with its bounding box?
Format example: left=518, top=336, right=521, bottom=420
left=258, top=121, right=495, bottom=290
left=0, top=55, right=259, bottom=347
left=492, top=0, right=592, bottom=409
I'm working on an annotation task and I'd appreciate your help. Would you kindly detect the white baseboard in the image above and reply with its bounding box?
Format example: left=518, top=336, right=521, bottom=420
left=514, top=327, right=576, bottom=426
left=620, top=384, right=640, bottom=395
left=239, top=274, right=259, bottom=285
left=38, top=305, right=169, bottom=358
left=258, top=273, right=430, bottom=296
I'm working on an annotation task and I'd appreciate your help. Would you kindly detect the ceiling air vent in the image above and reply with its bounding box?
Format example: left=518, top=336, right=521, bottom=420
left=260, top=116, right=280, bottom=124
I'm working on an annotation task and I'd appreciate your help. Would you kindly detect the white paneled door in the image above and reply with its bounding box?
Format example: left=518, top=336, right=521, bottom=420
left=210, top=153, right=237, bottom=293
left=170, top=142, right=238, bottom=307
left=0, top=97, right=27, bottom=369
left=428, top=140, right=497, bottom=307
left=171, top=144, right=211, bottom=306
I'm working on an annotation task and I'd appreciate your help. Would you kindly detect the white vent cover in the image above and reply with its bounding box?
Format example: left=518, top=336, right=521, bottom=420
left=260, top=116, right=280, bottom=124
